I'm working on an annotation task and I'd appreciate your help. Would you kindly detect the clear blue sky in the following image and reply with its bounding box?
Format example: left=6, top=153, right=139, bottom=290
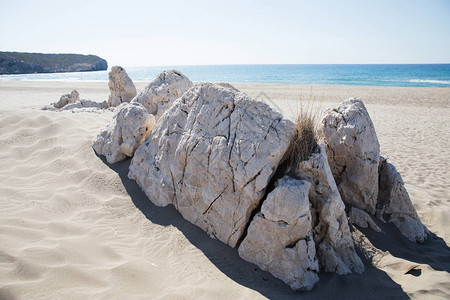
left=0, top=0, right=449, bottom=66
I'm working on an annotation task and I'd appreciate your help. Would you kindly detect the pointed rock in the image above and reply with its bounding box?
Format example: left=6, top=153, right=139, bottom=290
left=108, top=66, right=137, bottom=107
left=319, top=98, right=380, bottom=213
left=128, top=83, right=295, bottom=247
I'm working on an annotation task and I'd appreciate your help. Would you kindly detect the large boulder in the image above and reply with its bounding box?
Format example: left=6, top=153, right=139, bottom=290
left=54, top=90, right=79, bottom=108
left=319, top=98, right=380, bottom=214
left=93, top=102, right=155, bottom=164
left=294, top=144, right=365, bottom=275
left=128, top=83, right=295, bottom=247
left=377, top=157, right=429, bottom=242
left=132, top=70, right=193, bottom=119
left=108, top=66, right=137, bottom=107
left=238, top=176, right=319, bottom=291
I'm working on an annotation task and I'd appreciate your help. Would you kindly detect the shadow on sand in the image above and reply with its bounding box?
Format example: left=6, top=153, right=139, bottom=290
left=359, top=218, right=450, bottom=274
left=102, top=156, right=409, bottom=299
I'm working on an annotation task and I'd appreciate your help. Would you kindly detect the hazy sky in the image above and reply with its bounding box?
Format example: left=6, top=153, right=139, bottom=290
left=1, top=0, right=449, bottom=66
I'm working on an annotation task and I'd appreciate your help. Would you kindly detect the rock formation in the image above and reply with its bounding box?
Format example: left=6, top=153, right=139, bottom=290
left=238, top=176, right=319, bottom=291
left=93, top=102, right=155, bottom=164
left=320, top=98, right=428, bottom=243
left=319, top=98, right=380, bottom=214
left=294, top=144, right=365, bottom=274
left=90, top=79, right=428, bottom=290
left=127, top=83, right=368, bottom=290
left=132, top=70, right=193, bottom=120
left=108, top=66, right=137, bottom=107
left=377, top=157, right=429, bottom=242
left=128, top=82, right=295, bottom=248
left=43, top=90, right=109, bottom=112
left=54, top=90, right=80, bottom=109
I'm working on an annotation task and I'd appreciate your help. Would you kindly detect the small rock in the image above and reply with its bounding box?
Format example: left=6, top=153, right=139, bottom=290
left=62, top=99, right=102, bottom=111
left=93, top=102, right=155, bottom=164
left=54, top=90, right=79, bottom=108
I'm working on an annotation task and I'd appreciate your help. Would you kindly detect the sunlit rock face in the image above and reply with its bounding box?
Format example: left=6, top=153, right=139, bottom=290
left=128, top=82, right=295, bottom=248
left=93, top=102, right=155, bottom=164
left=108, top=66, right=136, bottom=107
left=319, top=98, right=380, bottom=214
left=132, top=70, right=193, bottom=120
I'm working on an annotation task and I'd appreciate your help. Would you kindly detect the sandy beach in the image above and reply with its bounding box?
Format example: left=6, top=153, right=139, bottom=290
left=0, top=80, right=449, bottom=299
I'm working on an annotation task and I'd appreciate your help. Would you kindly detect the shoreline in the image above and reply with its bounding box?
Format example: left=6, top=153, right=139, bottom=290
left=2, top=78, right=450, bottom=87
left=1, top=80, right=449, bottom=109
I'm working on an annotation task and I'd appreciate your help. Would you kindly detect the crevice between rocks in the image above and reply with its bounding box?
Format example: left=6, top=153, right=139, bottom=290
left=235, top=160, right=290, bottom=248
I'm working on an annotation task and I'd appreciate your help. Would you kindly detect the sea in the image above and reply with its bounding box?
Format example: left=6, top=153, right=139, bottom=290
left=1, top=64, right=450, bottom=87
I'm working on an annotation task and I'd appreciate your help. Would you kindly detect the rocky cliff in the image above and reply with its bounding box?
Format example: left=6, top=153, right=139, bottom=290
left=0, top=52, right=107, bottom=74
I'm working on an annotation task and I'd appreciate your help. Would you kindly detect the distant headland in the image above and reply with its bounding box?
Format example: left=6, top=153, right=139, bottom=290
left=0, top=51, right=108, bottom=75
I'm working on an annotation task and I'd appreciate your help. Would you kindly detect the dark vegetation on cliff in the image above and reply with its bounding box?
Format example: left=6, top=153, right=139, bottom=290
left=0, top=51, right=108, bottom=75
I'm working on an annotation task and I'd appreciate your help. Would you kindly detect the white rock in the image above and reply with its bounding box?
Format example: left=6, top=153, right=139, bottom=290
left=238, top=176, right=319, bottom=291
left=93, top=102, right=155, bottom=164
left=128, top=83, right=295, bottom=247
left=62, top=99, right=108, bottom=111
left=319, top=98, right=380, bottom=214
left=108, top=66, right=137, bottom=107
left=132, top=70, right=193, bottom=119
left=54, top=90, right=79, bottom=108
left=295, top=144, right=365, bottom=275
left=377, top=157, right=429, bottom=242
left=349, top=207, right=381, bottom=232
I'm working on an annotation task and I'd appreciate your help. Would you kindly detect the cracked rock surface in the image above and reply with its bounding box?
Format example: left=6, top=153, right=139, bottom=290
left=295, top=144, right=365, bottom=275
left=320, top=99, right=428, bottom=243
left=108, top=66, right=137, bottom=107
left=238, top=176, right=319, bottom=291
left=128, top=82, right=295, bottom=247
left=319, top=98, right=380, bottom=213
left=93, top=102, right=155, bottom=164
left=377, top=157, right=429, bottom=242
left=132, top=70, right=193, bottom=120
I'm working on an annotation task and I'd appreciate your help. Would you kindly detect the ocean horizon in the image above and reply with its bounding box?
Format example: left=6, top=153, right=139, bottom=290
left=1, top=64, right=449, bottom=87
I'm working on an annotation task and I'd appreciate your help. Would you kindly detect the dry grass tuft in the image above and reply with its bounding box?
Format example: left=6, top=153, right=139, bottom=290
left=284, top=89, right=323, bottom=169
